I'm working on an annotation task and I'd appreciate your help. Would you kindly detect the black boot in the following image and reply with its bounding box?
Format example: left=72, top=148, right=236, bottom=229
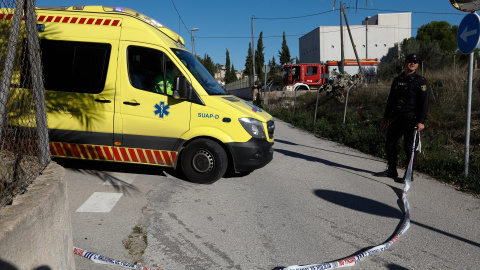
left=374, top=168, right=398, bottom=178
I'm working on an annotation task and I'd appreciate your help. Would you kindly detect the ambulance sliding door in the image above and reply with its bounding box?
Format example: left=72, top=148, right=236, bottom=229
left=41, top=39, right=116, bottom=147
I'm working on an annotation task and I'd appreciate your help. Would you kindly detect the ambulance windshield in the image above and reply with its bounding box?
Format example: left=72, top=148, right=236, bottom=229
left=172, top=49, right=226, bottom=95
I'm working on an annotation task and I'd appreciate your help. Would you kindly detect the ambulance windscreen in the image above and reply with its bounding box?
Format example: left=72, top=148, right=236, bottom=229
left=172, top=49, right=226, bottom=96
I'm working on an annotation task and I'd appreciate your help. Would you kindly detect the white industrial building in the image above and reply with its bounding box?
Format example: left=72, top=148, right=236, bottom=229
left=299, top=13, right=412, bottom=63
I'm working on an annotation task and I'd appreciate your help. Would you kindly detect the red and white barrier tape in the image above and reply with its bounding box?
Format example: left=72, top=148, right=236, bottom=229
left=281, top=130, right=419, bottom=270
left=73, top=131, right=420, bottom=270
left=73, top=246, right=162, bottom=270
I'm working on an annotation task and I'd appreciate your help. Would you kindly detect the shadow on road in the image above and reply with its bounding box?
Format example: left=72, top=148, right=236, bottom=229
left=0, top=260, right=51, bottom=270
left=54, top=157, right=187, bottom=194
left=275, top=138, right=380, bottom=162
left=313, top=189, right=480, bottom=249
left=274, top=148, right=375, bottom=175
left=274, top=188, right=479, bottom=270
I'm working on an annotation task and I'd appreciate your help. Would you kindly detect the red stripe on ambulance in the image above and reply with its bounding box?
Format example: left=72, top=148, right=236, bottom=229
left=128, top=148, right=138, bottom=162
left=145, top=150, right=156, bottom=165
left=162, top=151, right=172, bottom=166
left=54, top=142, right=65, bottom=156
left=119, top=148, right=130, bottom=162
left=137, top=149, right=147, bottom=163
left=113, top=148, right=122, bottom=161
left=153, top=150, right=165, bottom=165
left=0, top=13, right=122, bottom=27
left=94, top=146, right=106, bottom=160
left=78, top=144, right=89, bottom=158
left=49, top=142, right=177, bottom=166
left=103, top=146, right=114, bottom=160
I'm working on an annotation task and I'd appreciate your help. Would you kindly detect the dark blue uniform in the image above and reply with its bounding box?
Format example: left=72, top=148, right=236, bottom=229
left=384, top=71, right=430, bottom=175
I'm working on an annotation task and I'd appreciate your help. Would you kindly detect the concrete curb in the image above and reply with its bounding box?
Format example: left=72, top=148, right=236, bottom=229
left=0, top=161, right=75, bottom=270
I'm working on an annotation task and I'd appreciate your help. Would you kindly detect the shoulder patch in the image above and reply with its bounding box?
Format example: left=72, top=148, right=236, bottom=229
left=421, top=85, right=427, bottom=91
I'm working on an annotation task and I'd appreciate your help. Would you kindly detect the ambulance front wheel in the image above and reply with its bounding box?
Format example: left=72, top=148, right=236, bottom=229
left=181, top=139, right=228, bottom=184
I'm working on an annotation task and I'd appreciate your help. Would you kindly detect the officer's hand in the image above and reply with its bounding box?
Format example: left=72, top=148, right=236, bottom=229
left=416, top=123, right=425, bottom=132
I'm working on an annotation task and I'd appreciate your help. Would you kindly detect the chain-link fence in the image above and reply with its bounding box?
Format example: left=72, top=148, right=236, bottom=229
left=0, top=0, right=50, bottom=209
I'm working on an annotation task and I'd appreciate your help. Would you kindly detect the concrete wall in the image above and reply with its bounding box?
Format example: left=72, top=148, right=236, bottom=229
left=0, top=162, right=75, bottom=270
left=299, top=12, right=412, bottom=63
left=227, top=87, right=254, bottom=101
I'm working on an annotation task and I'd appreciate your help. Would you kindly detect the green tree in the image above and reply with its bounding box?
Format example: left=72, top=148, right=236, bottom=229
left=225, top=49, right=232, bottom=83
left=225, top=49, right=237, bottom=84
left=416, top=21, right=458, bottom=54
left=230, top=64, right=238, bottom=82
left=268, top=56, right=280, bottom=80
left=255, top=31, right=265, bottom=82
left=378, top=37, right=449, bottom=80
left=244, top=42, right=253, bottom=76
left=202, top=54, right=216, bottom=77
left=278, top=31, right=291, bottom=65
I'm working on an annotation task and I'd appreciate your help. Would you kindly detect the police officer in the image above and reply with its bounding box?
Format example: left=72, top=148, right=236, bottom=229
left=252, top=81, right=259, bottom=101
left=375, top=54, right=430, bottom=182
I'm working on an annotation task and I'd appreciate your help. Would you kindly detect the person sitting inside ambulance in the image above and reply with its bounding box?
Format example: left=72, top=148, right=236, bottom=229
left=154, top=62, right=174, bottom=95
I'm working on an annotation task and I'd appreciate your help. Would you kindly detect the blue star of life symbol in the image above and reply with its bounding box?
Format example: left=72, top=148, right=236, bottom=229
left=154, top=101, right=170, bottom=118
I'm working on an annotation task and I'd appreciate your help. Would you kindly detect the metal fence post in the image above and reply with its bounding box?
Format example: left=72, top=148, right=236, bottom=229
left=0, top=0, right=25, bottom=143
left=25, top=0, right=50, bottom=166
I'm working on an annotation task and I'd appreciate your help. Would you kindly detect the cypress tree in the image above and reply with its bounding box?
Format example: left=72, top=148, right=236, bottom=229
left=244, top=42, right=253, bottom=76
left=255, top=31, right=265, bottom=82
left=278, top=31, right=291, bottom=65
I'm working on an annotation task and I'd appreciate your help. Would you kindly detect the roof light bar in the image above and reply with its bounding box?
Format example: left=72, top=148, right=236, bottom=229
left=103, top=6, right=164, bottom=28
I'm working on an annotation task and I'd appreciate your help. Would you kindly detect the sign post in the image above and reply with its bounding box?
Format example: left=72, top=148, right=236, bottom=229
left=457, top=12, right=480, bottom=177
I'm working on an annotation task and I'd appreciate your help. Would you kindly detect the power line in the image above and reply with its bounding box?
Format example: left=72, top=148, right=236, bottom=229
left=196, top=24, right=446, bottom=40
left=170, top=0, right=190, bottom=33
left=252, top=7, right=463, bottom=21
left=197, top=33, right=304, bottom=39
left=254, top=10, right=335, bottom=20
left=352, top=7, right=464, bottom=16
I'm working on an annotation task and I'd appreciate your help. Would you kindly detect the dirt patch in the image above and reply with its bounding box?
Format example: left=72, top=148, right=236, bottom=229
left=123, top=224, right=148, bottom=266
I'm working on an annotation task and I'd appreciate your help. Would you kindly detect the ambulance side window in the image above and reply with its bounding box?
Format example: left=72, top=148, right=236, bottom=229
left=127, top=46, right=181, bottom=96
left=40, top=40, right=111, bottom=93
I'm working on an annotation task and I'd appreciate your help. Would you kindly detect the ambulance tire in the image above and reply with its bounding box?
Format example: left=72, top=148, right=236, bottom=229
left=181, top=139, right=228, bottom=184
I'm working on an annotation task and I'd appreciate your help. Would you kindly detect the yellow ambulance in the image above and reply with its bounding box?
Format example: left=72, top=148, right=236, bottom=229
left=23, top=5, right=274, bottom=183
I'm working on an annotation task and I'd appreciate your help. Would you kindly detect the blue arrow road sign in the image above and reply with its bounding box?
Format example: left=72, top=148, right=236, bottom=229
left=457, top=13, right=480, bottom=54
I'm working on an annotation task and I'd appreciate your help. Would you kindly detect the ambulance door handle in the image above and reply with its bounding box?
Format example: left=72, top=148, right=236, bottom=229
left=95, top=99, right=111, bottom=103
left=123, top=101, right=140, bottom=106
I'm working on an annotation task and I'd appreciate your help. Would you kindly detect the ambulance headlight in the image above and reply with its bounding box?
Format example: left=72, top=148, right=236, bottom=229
left=239, top=118, right=266, bottom=139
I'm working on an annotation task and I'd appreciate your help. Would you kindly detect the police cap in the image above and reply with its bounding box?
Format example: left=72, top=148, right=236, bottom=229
left=405, top=54, right=420, bottom=63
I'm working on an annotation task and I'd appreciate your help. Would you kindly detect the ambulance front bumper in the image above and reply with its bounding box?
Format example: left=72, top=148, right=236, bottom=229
left=227, top=138, right=274, bottom=172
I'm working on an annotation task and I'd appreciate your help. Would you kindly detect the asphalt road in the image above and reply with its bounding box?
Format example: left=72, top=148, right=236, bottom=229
left=61, top=118, right=480, bottom=270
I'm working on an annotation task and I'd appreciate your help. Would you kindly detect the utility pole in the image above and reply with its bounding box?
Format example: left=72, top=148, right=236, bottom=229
left=251, top=16, right=256, bottom=87
left=341, top=4, right=365, bottom=78
left=191, top=28, right=199, bottom=56
left=340, top=1, right=344, bottom=73
left=365, top=16, right=371, bottom=59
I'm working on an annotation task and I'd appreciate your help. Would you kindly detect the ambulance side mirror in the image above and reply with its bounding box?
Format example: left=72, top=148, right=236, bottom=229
left=449, top=0, right=480, bottom=12
left=173, top=76, right=192, bottom=100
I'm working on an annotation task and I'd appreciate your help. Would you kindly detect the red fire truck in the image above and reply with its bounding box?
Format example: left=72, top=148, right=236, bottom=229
left=282, top=59, right=378, bottom=91
left=282, top=63, right=327, bottom=91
